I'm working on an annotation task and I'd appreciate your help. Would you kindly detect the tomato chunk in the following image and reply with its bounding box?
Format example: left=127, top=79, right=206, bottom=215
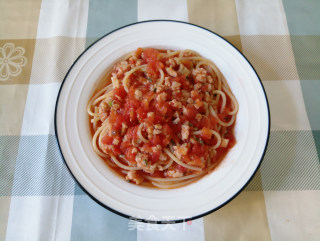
left=101, top=135, right=113, bottom=145
left=136, top=107, right=147, bottom=123
left=191, top=143, right=208, bottom=157
left=125, top=147, right=137, bottom=164
left=114, top=85, right=126, bottom=100
left=184, top=106, right=198, bottom=120
left=150, top=151, right=161, bottom=164
left=143, top=48, right=160, bottom=79
left=201, top=127, right=212, bottom=140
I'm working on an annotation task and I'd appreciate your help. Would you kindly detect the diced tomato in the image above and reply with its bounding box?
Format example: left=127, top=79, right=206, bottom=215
left=141, top=99, right=149, bottom=109
left=143, top=48, right=159, bottom=63
left=171, top=124, right=181, bottom=138
left=191, top=91, right=201, bottom=100
left=126, top=126, right=139, bottom=141
left=153, top=114, right=163, bottom=124
left=155, top=101, right=170, bottom=116
left=109, top=112, right=124, bottom=131
left=162, top=124, right=173, bottom=138
left=191, top=143, right=208, bottom=157
left=179, top=76, right=192, bottom=91
left=120, top=141, right=131, bottom=152
left=195, top=99, right=203, bottom=109
left=199, top=116, right=210, bottom=129
left=192, top=155, right=203, bottom=167
left=123, top=104, right=137, bottom=123
left=143, top=48, right=160, bottom=79
left=150, top=134, right=163, bottom=147
left=150, top=170, right=165, bottom=178
left=151, top=134, right=169, bottom=148
left=127, top=87, right=140, bottom=108
left=141, top=91, right=154, bottom=109
left=141, top=143, right=153, bottom=153
left=136, top=48, right=143, bottom=58
left=130, top=72, right=142, bottom=87
left=150, top=151, right=161, bottom=164
left=147, top=62, right=158, bottom=79
left=209, top=115, right=218, bottom=127
left=125, top=147, right=137, bottom=164
left=184, top=106, right=198, bottom=120
left=162, top=124, right=173, bottom=146
left=201, top=127, right=212, bottom=140
left=181, top=60, right=193, bottom=69
left=113, top=146, right=121, bottom=155
left=178, top=115, right=186, bottom=125
left=136, top=107, right=147, bottom=123
left=172, top=76, right=191, bottom=90
left=101, top=135, right=113, bottom=145
left=201, top=85, right=209, bottom=92
left=113, top=86, right=126, bottom=100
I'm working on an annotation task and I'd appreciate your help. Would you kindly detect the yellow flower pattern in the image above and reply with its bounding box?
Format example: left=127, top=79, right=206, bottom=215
left=0, top=43, right=27, bottom=81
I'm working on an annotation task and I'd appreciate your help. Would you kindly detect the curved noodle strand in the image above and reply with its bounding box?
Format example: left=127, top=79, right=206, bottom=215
left=137, top=123, right=148, bottom=143
left=212, top=90, right=226, bottom=113
left=164, top=148, right=203, bottom=172
left=222, top=85, right=239, bottom=115
left=110, top=154, right=141, bottom=171
left=209, top=105, right=236, bottom=127
left=151, top=177, right=201, bottom=189
left=92, top=123, right=108, bottom=158
left=123, top=65, right=147, bottom=92
left=87, top=85, right=110, bottom=116
left=162, top=158, right=174, bottom=170
left=158, top=68, right=165, bottom=86
left=159, top=50, right=179, bottom=58
left=193, top=129, right=222, bottom=149
left=144, top=173, right=200, bottom=183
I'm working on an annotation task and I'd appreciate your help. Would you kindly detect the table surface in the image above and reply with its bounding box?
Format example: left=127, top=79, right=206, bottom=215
left=1, top=0, right=320, bottom=240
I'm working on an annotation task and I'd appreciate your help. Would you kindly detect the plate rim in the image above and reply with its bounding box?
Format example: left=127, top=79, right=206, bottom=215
left=54, top=19, right=271, bottom=224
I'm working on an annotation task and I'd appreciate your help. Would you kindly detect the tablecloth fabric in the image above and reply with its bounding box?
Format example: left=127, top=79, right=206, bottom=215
left=0, top=0, right=319, bottom=240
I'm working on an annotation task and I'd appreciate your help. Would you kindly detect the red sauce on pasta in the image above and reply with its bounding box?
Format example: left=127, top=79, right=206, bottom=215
left=87, top=48, right=238, bottom=188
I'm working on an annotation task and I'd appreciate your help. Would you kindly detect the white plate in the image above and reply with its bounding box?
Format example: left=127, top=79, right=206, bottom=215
left=55, top=20, right=270, bottom=223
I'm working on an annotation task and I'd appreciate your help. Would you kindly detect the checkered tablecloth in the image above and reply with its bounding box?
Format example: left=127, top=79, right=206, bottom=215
left=1, top=0, right=319, bottom=240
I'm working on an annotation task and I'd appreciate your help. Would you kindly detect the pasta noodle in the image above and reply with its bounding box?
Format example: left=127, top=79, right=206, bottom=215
left=87, top=48, right=238, bottom=188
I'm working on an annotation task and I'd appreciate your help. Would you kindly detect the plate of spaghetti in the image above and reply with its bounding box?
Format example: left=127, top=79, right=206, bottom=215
left=55, top=20, right=270, bottom=223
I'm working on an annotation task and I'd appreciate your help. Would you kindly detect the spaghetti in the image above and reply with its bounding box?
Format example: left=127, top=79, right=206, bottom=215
left=87, top=48, right=238, bottom=188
